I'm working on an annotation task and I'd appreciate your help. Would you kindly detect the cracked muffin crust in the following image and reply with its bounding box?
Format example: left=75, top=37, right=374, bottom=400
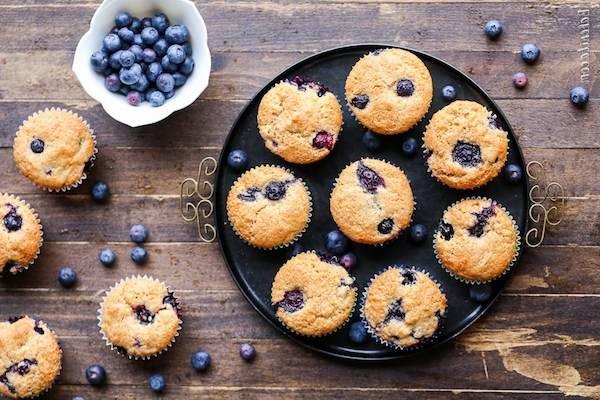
left=13, top=109, right=96, bottom=191
left=257, top=77, right=343, bottom=164
left=226, top=165, right=311, bottom=249
left=0, top=194, right=43, bottom=278
left=434, top=198, right=519, bottom=282
left=330, top=159, right=414, bottom=245
left=271, top=252, right=356, bottom=336
left=345, top=48, right=433, bottom=135
left=423, top=101, right=509, bottom=189
left=362, top=267, right=447, bottom=349
left=0, top=316, right=62, bottom=399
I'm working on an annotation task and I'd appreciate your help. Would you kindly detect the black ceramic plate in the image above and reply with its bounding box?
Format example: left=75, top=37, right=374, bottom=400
left=214, top=44, right=528, bottom=361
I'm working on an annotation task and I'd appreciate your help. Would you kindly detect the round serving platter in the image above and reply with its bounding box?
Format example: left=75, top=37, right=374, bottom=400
left=214, top=44, right=529, bottom=362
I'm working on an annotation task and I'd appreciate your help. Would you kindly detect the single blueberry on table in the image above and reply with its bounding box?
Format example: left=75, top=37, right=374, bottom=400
left=146, top=62, right=163, bottom=82
left=152, top=13, right=170, bottom=34
left=119, top=50, right=135, bottom=68
left=130, top=17, right=142, bottom=33
left=98, top=248, right=116, bottom=267
left=141, top=27, right=159, bottom=46
left=130, top=74, right=149, bottom=92
left=129, top=44, right=144, bottom=62
left=167, top=44, right=186, bottom=64
left=142, top=48, right=157, bottom=63
left=57, top=267, right=77, bottom=288
left=153, top=38, right=169, bottom=57
left=147, top=90, right=166, bottom=107
left=191, top=351, right=211, bottom=372
left=165, top=24, right=189, bottom=44
left=114, top=12, right=132, bottom=28
left=484, top=20, right=503, bottom=40
left=227, top=149, right=248, bottom=171
left=569, top=86, right=589, bottom=108
left=338, top=252, right=357, bottom=271
left=119, top=64, right=142, bottom=85
left=90, top=181, right=110, bottom=203
left=442, top=85, right=456, bottom=101
left=470, top=285, right=493, bottom=303
left=362, top=130, right=381, bottom=152
left=129, top=224, right=149, bottom=243
left=90, top=50, right=108, bottom=73
left=102, top=33, right=121, bottom=54
left=512, top=72, right=528, bottom=89
left=172, top=72, right=187, bottom=87
left=239, top=342, right=256, bottom=361
left=30, top=138, right=45, bottom=154
left=348, top=321, right=369, bottom=344
left=148, top=374, right=166, bottom=393
left=161, top=55, right=178, bottom=73
left=85, top=364, right=107, bottom=385
left=156, top=73, right=175, bottom=93
left=117, top=27, right=134, bottom=44
left=503, top=163, right=523, bottom=183
left=521, top=43, right=540, bottom=64
left=179, top=57, right=195, bottom=76
left=401, top=137, right=418, bottom=157
left=130, top=246, right=148, bottom=264
left=325, top=229, right=348, bottom=255
left=409, top=223, right=428, bottom=244
left=127, top=91, right=143, bottom=106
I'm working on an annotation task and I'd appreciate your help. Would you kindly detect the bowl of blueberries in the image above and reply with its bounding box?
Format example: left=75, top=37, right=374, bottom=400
left=72, top=0, right=210, bottom=127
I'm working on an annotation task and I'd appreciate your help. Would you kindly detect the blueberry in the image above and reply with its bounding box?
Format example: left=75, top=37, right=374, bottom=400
left=164, top=89, right=175, bottom=99
left=129, top=44, right=144, bottom=62
left=119, top=86, right=129, bottom=96
left=484, top=20, right=503, bottom=40
left=356, top=161, right=385, bottom=193
left=152, top=13, right=170, bottom=34
left=130, top=74, right=149, bottom=92
left=148, top=374, right=166, bottom=393
left=265, top=181, right=287, bottom=201
left=90, top=50, right=108, bottom=73
left=338, top=252, right=357, bottom=271
left=521, top=43, right=540, bottom=64
left=452, top=141, right=482, bottom=167
left=147, top=90, right=165, bottom=107
left=172, top=72, right=187, bottom=87
left=226, top=149, right=248, bottom=171
left=57, top=267, right=77, bottom=288
left=179, top=57, right=194, bottom=76
left=156, top=73, right=175, bottom=93
left=290, top=242, right=303, bottom=257
left=109, top=50, right=123, bottom=69
left=167, top=45, right=186, bottom=64
left=129, top=224, right=149, bottom=243
left=165, top=25, right=189, bottom=44
left=312, top=131, right=334, bottom=150
left=127, top=91, right=143, bottom=106
left=30, top=138, right=45, bottom=153
left=362, top=130, right=381, bottom=152
left=183, top=43, right=193, bottom=56
left=239, top=342, right=256, bottom=361
left=130, top=17, right=142, bottom=33
left=396, top=79, right=415, bottom=96
left=512, top=72, right=528, bottom=89
left=130, top=246, right=148, bottom=264
left=469, top=285, right=493, bottom=303
left=119, top=50, right=135, bottom=68
left=104, top=73, right=121, bottom=92
left=161, top=55, right=178, bottom=73
left=102, top=33, right=121, bottom=54
left=442, top=85, right=456, bottom=101
left=569, top=86, right=589, bottom=108
left=85, top=364, right=106, bottom=385
left=325, top=229, right=348, bottom=255
left=141, top=27, right=159, bottom=46
left=153, top=38, right=169, bottom=57
left=503, top=163, right=523, bottom=183
left=142, top=48, right=157, bottom=63
left=377, top=218, right=394, bottom=234
left=348, top=321, right=368, bottom=344
left=4, top=212, right=22, bottom=232
left=98, top=248, right=116, bottom=267
left=119, top=64, right=142, bottom=85
left=114, top=12, right=132, bottom=28
left=351, top=94, right=369, bottom=109
left=191, top=351, right=211, bottom=371
left=401, top=137, right=418, bottom=157
left=72, top=397, right=85, bottom=400
left=117, top=27, right=134, bottom=44
left=90, top=181, right=110, bottom=203
left=141, top=17, right=152, bottom=28
left=409, top=224, right=428, bottom=244
left=133, top=34, right=143, bottom=46
left=146, top=62, right=163, bottom=82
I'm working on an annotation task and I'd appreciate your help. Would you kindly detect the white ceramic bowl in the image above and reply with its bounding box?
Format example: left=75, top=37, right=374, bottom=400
left=72, top=0, right=210, bottom=127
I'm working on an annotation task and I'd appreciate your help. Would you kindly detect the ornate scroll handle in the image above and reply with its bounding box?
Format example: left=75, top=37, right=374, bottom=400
left=180, top=157, right=217, bottom=242
left=525, top=161, right=565, bottom=248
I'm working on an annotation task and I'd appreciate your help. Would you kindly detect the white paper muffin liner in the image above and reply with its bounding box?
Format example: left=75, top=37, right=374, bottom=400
left=226, top=165, right=313, bottom=250
left=432, top=196, right=522, bottom=284
left=97, top=275, right=183, bottom=361
left=14, top=107, right=98, bottom=192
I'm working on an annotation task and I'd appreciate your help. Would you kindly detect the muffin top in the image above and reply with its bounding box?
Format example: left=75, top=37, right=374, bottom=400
left=345, top=48, right=433, bottom=135
left=363, top=267, right=447, bottom=348
left=330, top=159, right=414, bottom=245
left=13, top=109, right=96, bottom=190
left=423, top=101, right=509, bottom=189
left=0, top=194, right=43, bottom=278
left=257, top=77, right=343, bottom=164
left=0, top=316, right=62, bottom=399
left=99, top=277, right=182, bottom=358
left=434, top=198, right=518, bottom=282
left=271, top=252, right=356, bottom=336
left=226, top=166, right=311, bottom=249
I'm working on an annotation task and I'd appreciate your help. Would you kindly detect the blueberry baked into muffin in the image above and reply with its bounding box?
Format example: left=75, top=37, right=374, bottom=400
left=271, top=252, right=356, bottom=336
left=434, top=198, right=519, bottom=283
left=226, top=165, right=312, bottom=249
left=423, top=101, right=509, bottom=189
left=330, top=159, right=414, bottom=245
left=0, top=194, right=43, bottom=278
left=362, top=267, right=447, bottom=349
left=257, top=76, right=343, bottom=164
left=0, top=316, right=62, bottom=398
left=13, top=108, right=97, bottom=191
left=345, top=48, right=433, bottom=135
left=99, top=276, right=182, bottom=359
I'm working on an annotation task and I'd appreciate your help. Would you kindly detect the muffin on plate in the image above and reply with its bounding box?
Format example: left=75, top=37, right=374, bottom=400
left=423, top=101, right=509, bottom=189
left=226, top=165, right=312, bottom=249
left=434, top=197, right=520, bottom=283
left=330, top=159, right=414, bottom=245
left=271, top=251, right=356, bottom=337
left=0, top=316, right=62, bottom=399
left=257, top=76, right=343, bottom=164
left=345, top=48, right=433, bottom=135
left=13, top=108, right=97, bottom=191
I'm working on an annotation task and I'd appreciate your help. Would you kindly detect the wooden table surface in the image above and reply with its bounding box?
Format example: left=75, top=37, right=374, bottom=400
left=0, top=0, right=598, bottom=399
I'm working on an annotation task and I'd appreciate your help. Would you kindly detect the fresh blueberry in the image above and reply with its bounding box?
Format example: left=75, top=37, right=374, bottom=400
left=142, top=48, right=157, bottom=63
left=90, top=50, right=108, bottom=73
left=156, top=73, right=175, bottom=93
left=409, top=224, right=428, bottom=244
left=179, top=57, right=194, bottom=76
left=521, top=43, right=540, bottom=64
left=108, top=50, right=123, bottom=69
left=130, top=17, right=142, bottom=33
left=227, top=150, right=248, bottom=171
left=141, top=27, right=159, bottom=46
left=90, top=181, right=110, bottom=203
left=147, top=90, right=166, bottom=107
left=57, top=267, right=77, bottom=288
left=98, top=248, right=116, bottom=267
left=348, top=321, right=368, bottom=344
left=167, top=45, right=186, bottom=64
left=165, top=25, right=189, bottom=44
left=396, top=79, right=415, bottom=96
left=119, top=50, right=135, bottom=68
left=338, top=252, right=357, bottom=271
left=239, top=343, right=256, bottom=361
left=141, top=17, right=152, bottom=28
left=569, top=86, right=589, bottom=108
left=146, top=62, right=163, bottom=82
left=164, top=89, right=175, bottom=99
left=191, top=351, right=211, bottom=371
left=85, top=364, right=106, bottom=385
left=133, top=34, right=143, bottom=46
left=130, top=74, right=149, bottom=92
left=130, top=246, right=148, bottom=264
left=325, top=230, right=348, bottom=255
left=153, top=38, right=169, bottom=57
left=30, top=138, right=45, bottom=153
left=172, top=72, right=187, bottom=87
left=127, top=91, right=143, bottom=106
left=119, top=64, right=142, bottom=85
left=129, top=44, right=144, bottom=62
left=104, top=73, right=121, bottom=92
left=401, top=137, right=418, bottom=157
left=129, top=224, right=149, bottom=243
left=152, top=13, right=170, bottom=33
left=442, top=85, right=456, bottom=101
left=161, top=55, right=178, bottom=73
left=512, top=72, right=528, bottom=89
left=114, top=12, right=132, bottom=28
left=484, top=20, right=503, bottom=40
left=469, top=285, right=493, bottom=303
left=503, top=163, right=523, bottom=183
left=183, top=43, right=193, bottom=56
left=119, top=86, right=129, bottom=96
left=148, top=374, right=166, bottom=393
left=117, top=27, right=134, bottom=44
left=362, top=130, right=381, bottom=152
left=102, top=33, right=121, bottom=54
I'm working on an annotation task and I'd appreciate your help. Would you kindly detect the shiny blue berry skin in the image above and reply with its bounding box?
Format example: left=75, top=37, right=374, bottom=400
left=130, top=74, right=149, bottom=92
left=130, top=17, right=142, bottom=33
left=142, top=48, right=157, bottom=63
left=484, top=20, right=503, bottom=40
left=239, top=343, right=256, bottom=361
left=179, top=57, right=194, bottom=76
left=362, top=130, right=381, bottom=152
left=325, top=230, right=348, bottom=255
left=141, top=17, right=152, bottom=28
left=104, top=73, right=121, bottom=93
left=129, top=44, right=144, bottom=62
left=119, top=64, right=142, bottom=85
left=109, top=50, right=123, bottom=69
left=98, top=248, right=116, bottom=267
left=117, top=27, right=134, bottom=44
left=141, top=27, right=159, bottom=46
left=130, top=246, right=148, bottom=264
left=153, top=38, right=169, bottom=57
left=165, top=25, right=189, bottom=44
left=151, top=13, right=170, bottom=34
left=148, top=374, right=166, bottom=393
left=161, top=55, right=178, bottom=73
left=133, top=34, right=143, bottom=46
left=521, top=43, right=540, bottom=64
left=442, top=85, right=456, bottom=100
left=401, top=137, right=418, bottom=157
left=146, top=62, right=163, bottom=82
left=58, top=267, right=77, bottom=288
left=156, top=73, right=175, bottom=93
left=503, top=163, right=523, bottom=183
left=172, top=72, right=187, bottom=87
left=90, top=181, right=110, bottom=203
left=102, top=33, right=121, bottom=54
left=470, top=285, right=493, bottom=303
left=227, top=150, right=248, bottom=171
left=85, top=364, right=107, bottom=385
left=409, top=224, right=428, bottom=244
left=569, top=86, right=589, bottom=108
left=90, top=51, right=108, bottom=73
left=183, top=43, right=193, bottom=56
left=129, top=224, right=149, bottom=243
left=119, top=50, right=135, bottom=68
left=167, top=44, right=186, bottom=64
left=114, top=12, right=132, bottom=28
left=348, top=321, right=369, bottom=344
left=191, top=351, right=211, bottom=371
left=148, top=90, right=166, bottom=107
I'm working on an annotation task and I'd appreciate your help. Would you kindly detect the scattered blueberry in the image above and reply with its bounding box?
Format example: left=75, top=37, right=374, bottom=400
left=148, top=90, right=165, bottom=107
left=90, top=51, right=108, bottom=73
left=102, top=34, right=121, bottom=53
left=167, top=44, right=186, bottom=64
left=148, top=374, right=166, bottom=393
left=569, top=86, right=589, bottom=108
left=179, top=57, right=195, bottom=76
left=151, top=13, right=170, bottom=34
left=239, top=343, right=256, bottom=361
left=401, top=137, right=418, bottom=157
left=227, top=150, right=249, bottom=171
left=156, top=73, right=175, bottom=93
left=484, top=20, right=503, bottom=40
left=165, top=25, right=189, bottom=44
left=442, top=85, right=456, bottom=101
left=362, top=130, right=381, bottom=152
left=30, top=138, right=45, bottom=154
left=503, top=163, right=523, bottom=183
left=348, top=321, right=368, bottom=344
left=127, top=90, right=143, bottom=106
left=409, top=224, right=428, bottom=244
left=153, top=38, right=169, bottom=57
left=325, top=230, right=348, bottom=255
left=129, top=224, right=149, bottom=243
left=130, top=246, right=148, bottom=264
left=57, top=267, right=77, bottom=288
left=191, top=351, right=211, bottom=371
left=115, top=12, right=132, bottom=28
left=90, top=181, right=110, bottom=203
left=469, top=285, right=493, bottom=303
left=338, top=252, right=357, bottom=271
left=98, top=248, right=116, bottom=267
left=117, top=27, right=134, bottom=44
left=512, top=72, right=528, bottom=89
left=85, top=364, right=107, bottom=385
left=521, top=43, right=540, bottom=64
left=141, top=27, right=160, bottom=46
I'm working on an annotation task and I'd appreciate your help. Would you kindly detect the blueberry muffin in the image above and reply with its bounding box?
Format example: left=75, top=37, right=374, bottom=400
left=345, top=48, right=433, bottom=135
left=257, top=77, right=343, bottom=164
left=434, top=198, right=519, bottom=283
left=13, top=108, right=97, bottom=191
left=330, top=159, right=413, bottom=245
left=271, top=252, right=356, bottom=336
left=226, top=165, right=312, bottom=249
left=0, top=316, right=62, bottom=398
left=0, top=194, right=43, bottom=278
left=423, top=101, right=509, bottom=189
left=99, top=276, right=182, bottom=359
left=362, top=267, right=447, bottom=349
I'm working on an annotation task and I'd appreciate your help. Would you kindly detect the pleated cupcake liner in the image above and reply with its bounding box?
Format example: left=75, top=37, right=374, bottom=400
left=432, top=196, right=522, bottom=285
left=329, top=158, right=416, bottom=246
left=359, top=265, right=447, bottom=351
left=226, top=165, right=313, bottom=250
left=15, top=107, right=98, bottom=192
left=97, top=275, right=183, bottom=361
left=0, top=194, right=43, bottom=279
